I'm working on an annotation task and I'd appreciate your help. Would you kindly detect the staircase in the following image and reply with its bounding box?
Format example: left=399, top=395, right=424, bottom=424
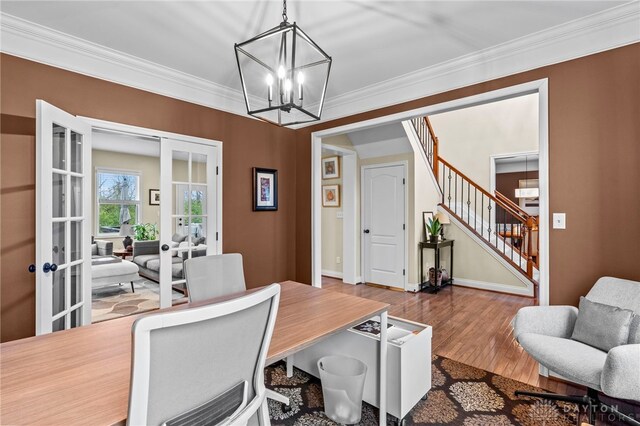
left=410, top=117, right=539, bottom=297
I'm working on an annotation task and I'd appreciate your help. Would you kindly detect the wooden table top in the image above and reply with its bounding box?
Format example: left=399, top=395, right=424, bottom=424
left=0, top=281, right=388, bottom=425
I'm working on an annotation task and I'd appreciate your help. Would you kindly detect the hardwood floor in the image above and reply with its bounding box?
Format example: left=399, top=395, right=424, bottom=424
left=321, top=276, right=582, bottom=394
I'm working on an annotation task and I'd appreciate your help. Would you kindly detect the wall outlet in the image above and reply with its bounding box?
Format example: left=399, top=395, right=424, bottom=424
left=553, top=213, right=566, bottom=229
left=336, top=256, right=341, bottom=264
left=336, top=211, right=343, bottom=219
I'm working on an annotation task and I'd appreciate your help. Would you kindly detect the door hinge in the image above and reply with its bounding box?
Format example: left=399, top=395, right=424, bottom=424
left=403, top=224, right=405, bottom=230
left=403, top=178, right=405, bottom=185
left=403, top=269, right=406, bottom=276
left=216, top=166, right=219, bottom=175
left=216, top=232, right=219, bottom=241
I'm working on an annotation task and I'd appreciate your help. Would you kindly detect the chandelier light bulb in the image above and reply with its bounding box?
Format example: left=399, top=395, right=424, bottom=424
left=266, top=74, right=274, bottom=86
left=284, top=78, right=292, bottom=92
left=297, top=72, right=304, bottom=84
left=277, top=66, right=286, bottom=79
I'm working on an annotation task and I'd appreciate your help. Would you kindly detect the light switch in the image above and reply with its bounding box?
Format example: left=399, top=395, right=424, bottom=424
left=553, top=213, right=566, bottom=229
left=336, top=211, right=344, bottom=219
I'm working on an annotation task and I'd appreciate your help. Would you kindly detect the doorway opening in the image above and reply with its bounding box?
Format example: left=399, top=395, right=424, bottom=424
left=311, top=79, right=550, bottom=305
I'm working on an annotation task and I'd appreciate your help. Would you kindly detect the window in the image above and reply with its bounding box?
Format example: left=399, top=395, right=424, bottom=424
left=96, top=169, right=140, bottom=236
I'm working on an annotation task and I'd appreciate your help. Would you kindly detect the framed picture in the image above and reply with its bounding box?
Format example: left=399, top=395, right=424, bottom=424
left=322, top=156, right=340, bottom=179
left=149, top=189, right=160, bottom=205
left=253, top=167, right=278, bottom=211
left=322, top=184, right=340, bottom=207
left=423, top=211, right=434, bottom=240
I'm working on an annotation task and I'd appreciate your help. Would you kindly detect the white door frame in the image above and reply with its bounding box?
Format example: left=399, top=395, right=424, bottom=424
left=489, top=150, right=539, bottom=226
left=78, top=116, right=223, bottom=256
left=489, top=151, right=540, bottom=195
left=311, top=78, right=550, bottom=306
left=321, top=144, right=358, bottom=285
left=360, top=161, right=408, bottom=290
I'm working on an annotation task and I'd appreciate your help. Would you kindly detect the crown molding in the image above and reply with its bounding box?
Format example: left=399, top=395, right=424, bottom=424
left=0, top=12, right=249, bottom=117
left=1, top=2, right=639, bottom=127
left=319, top=1, right=640, bottom=123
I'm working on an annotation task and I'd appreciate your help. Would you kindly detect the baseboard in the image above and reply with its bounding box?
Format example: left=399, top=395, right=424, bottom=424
left=321, top=269, right=343, bottom=279
left=453, top=277, right=533, bottom=297
left=406, top=282, right=421, bottom=292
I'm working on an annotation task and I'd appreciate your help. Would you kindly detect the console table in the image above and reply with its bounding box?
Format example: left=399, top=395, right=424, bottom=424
left=419, top=239, right=454, bottom=293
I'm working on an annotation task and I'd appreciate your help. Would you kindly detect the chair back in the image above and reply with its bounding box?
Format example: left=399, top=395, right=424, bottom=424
left=184, top=254, right=246, bottom=302
left=586, top=276, right=640, bottom=314
left=127, top=283, right=280, bottom=426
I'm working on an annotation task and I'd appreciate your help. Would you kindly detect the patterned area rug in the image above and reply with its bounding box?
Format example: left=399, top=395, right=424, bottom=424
left=92, top=280, right=186, bottom=323
left=266, top=355, right=635, bottom=425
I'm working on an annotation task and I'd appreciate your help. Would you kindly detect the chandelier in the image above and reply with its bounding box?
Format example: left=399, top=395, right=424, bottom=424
left=234, top=0, right=332, bottom=126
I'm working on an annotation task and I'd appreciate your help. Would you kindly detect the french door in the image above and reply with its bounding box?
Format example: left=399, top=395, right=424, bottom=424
left=36, top=100, right=92, bottom=334
left=160, top=138, right=219, bottom=307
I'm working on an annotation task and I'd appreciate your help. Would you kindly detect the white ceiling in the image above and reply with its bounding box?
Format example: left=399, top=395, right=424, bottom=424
left=346, top=122, right=412, bottom=159
left=1, top=1, right=637, bottom=124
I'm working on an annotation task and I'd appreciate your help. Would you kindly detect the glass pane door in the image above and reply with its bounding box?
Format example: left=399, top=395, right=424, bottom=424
left=36, top=101, right=92, bottom=334
left=160, top=138, right=218, bottom=307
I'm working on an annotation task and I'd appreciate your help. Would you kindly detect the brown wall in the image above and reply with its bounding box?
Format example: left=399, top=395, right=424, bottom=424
left=496, top=171, right=540, bottom=206
left=295, top=43, right=640, bottom=306
left=0, top=54, right=298, bottom=342
left=496, top=171, right=539, bottom=218
left=2, top=43, right=640, bottom=342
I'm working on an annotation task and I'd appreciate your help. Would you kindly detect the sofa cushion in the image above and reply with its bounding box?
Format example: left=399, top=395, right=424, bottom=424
left=518, top=333, right=607, bottom=389
left=92, top=260, right=139, bottom=279
left=91, top=244, right=98, bottom=256
left=571, top=297, right=633, bottom=352
left=133, top=254, right=158, bottom=269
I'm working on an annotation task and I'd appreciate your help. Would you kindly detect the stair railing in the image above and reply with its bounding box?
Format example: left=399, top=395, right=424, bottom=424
left=411, top=117, right=439, bottom=176
left=438, top=158, right=538, bottom=288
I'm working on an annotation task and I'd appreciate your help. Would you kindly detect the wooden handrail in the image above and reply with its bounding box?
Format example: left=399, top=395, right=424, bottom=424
left=438, top=158, right=527, bottom=224
left=495, top=191, right=529, bottom=220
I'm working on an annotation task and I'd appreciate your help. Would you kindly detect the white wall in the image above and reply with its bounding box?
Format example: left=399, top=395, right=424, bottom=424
left=321, top=144, right=344, bottom=277
left=430, top=93, right=539, bottom=191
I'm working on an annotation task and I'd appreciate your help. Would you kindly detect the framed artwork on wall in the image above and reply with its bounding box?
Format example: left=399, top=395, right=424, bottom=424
left=253, top=167, right=278, bottom=211
left=322, top=156, right=340, bottom=179
left=423, top=211, right=434, bottom=241
left=149, top=189, right=160, bottom=205
left=322, top=184, right=340, bottom=207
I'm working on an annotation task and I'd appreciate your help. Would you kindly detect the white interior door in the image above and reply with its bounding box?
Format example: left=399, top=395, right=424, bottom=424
left=160, top=138, right=218, bottom=307
left=362, top=164, right=406, bottom=289
left=36, top=100, right=92, bottom=334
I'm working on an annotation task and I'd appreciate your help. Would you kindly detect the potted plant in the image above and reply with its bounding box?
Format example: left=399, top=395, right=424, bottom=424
left=132, top=223, right=158, bottom=241
left=426, top=218, right=441, bottom=243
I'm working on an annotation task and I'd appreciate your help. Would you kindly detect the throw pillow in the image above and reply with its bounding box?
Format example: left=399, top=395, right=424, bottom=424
left=571, top=296, right=634, bottom=352
left=194, top=236, right=206, bottom=246
left=171, top=233, right=187, bottom=243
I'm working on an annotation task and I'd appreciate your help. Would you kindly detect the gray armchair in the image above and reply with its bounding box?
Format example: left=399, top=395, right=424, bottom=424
left=513, top=276, right=640, bottom=425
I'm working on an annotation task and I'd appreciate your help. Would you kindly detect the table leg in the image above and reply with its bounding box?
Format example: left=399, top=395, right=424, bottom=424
left=286, top=355, right=294, bottom=377
left=379, top=310, right=388, bottom=426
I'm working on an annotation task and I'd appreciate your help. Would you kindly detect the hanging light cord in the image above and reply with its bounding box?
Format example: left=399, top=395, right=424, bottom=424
left=282, top=0, right=288, bottom=23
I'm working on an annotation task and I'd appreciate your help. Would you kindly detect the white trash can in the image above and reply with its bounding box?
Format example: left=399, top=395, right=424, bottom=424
left=318, top=355, right=368, bottom=424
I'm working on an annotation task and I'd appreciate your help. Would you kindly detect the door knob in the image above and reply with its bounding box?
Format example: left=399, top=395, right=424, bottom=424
left=363, top=229, right=370, bottom=234
left=161, top=244, right=170, bottom=252
left=28, top=264, right=36, bottom=273
left=43, top=262, right=58, bottom=273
